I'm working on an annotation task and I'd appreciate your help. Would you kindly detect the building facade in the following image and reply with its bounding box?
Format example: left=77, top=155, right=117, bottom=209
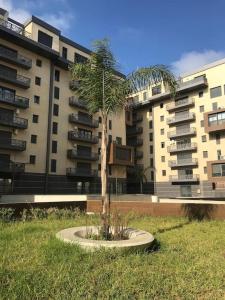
left=0, top=8, right=133, bottom=195
left=127, top=60, right=225, bottom=198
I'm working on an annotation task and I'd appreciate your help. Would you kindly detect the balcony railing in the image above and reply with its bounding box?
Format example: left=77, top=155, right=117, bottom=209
left=133, top=114, right=143, bottom=123
left=168, top=127, right=196, bottom=139
left=127, top=164, right=143, bottom=173
left=0, top=46, right=32, bottom=69
left=167, top=112, right=195, bottom=125
left=67, top=149, right=98, bottom=161
left=167, top=142, right=197, bottom=153
left=69, top=114, right=99, bottom=128
left=68, top=131, right=98, bottom=144
left=0, top=93, right=29, bottom=108
left=170, top=174, right=199, bottom=183
left=0, top=113, right=28, bottom=129
left=0, top=19, right=31, bottom=38
left=127, top=126, right=143, bottom=135
left=0, top=138, right=26, bottom=151
left=169, top=158, right=198, bottom=168
left=0, top=68, right=30, bottom=88
left=135, top=151, right=143, bottom=159
left=69, top=97, right=87, bottom=109
left=0, top=160, right=25, bottom=173
left=69, top=80, right=80, bottom=90
left=166, top=98, right=195, bottom=111
left=66, top=168, right=98, bottom=177
left=127, top=138, right=143, bottom=147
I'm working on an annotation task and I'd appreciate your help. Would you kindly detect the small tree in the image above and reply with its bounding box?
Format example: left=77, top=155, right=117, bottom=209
left=70, top=39, right=176, bottom=237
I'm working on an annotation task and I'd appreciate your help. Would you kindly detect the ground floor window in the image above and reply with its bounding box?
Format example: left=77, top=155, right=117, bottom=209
left=180, top=185, right=192, bottom=197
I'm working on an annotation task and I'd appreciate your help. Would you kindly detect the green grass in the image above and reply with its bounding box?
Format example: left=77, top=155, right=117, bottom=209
left=0, top=216, right=225, bottom=299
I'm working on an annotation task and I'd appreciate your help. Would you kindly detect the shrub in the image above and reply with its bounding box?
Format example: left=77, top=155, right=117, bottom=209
left=0, top=208, right=15, bottom=222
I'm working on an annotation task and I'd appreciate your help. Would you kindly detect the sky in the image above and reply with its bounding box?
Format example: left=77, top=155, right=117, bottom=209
left=1, top=0, right=225, bottom=76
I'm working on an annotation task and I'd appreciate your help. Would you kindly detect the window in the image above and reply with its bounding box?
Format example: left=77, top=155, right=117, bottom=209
left=29, top=155, right=36, bottom=164
left=203, top=151, right=208, bottom=158
left=208, top=111, right=225, bottom=126
left=98, top=132, right=102, bottom=139
left=162, top=170, right=166, bottom=176
left=149, top=107, right=152, bottom=113
left=160, top=115, right=164, bottom=121
left=202, top=135, right=207, bottom=142
left=53, top=104, right=59, bottom=116
left=32, top=114, right=39, bottom=123
left=212, top=163, right=225, bottom=177
left=35, top=77, right=41, bottom=86
left=54, top=87, right=59, bottom=99
left=212, top=102, right=218, bottom=110
left=152, top=85, right=161, bottom=96
left=149, top=120, right=153, bottom=129
left=143, top=92, right=147, bottom=100
left=160, top=128, right=164, bottom=135
left=36, top=59, right=42, bottom=67
left=217, top=150, right=221, bottom=160
left=151, top=171, right=154, bottom=181
left=108, top=135, right=112, bottom=143
left=210, top=86, right=222, bottom=98
left=109, top=120, right=112, bottom=130
left=149, top=132, right=153, bottom=141
left=161, top=142, right=165, bottom=148
left=216, top=133, right=220, bottom=144
left=116, top=137, right=122, bottom=145
left=133, top=95, right=139, bottom=102
left=62, top=47, right=67, bottom=59
left=74, top=53, right=88, bottom=64
left=98, top=148, right=101, bottom=155
left=98, top=116, right=102, bottom=123
left=161, top=156, right=165, bottom=162
left=199, top=91, right=203, bottom=98
left=200, top=120, right=204, bottom=127
left=199, top=105, right=204, bottom=112
left=38, top=30, right=53, bottom=48
left=34, top=95, right=40, bottom=104
left=52, top=141, right=57, bottom=153
left=204, top=167, right=207, bottom=174
left=52, top=122, right=58, bottom=134
left=160, top=102, right=163, bottom=108
left=108, top=165, right=112, bottom=175
left=98, top=164, right=101, bottom=171
left=51, top=159, right=56, bottom=172
left=55, top=70, right=60, bottom=82
left=150, top=158, right=154, bottom=167
left=31, top=134, right=37, bottom=144
left=150, top=145, right=153, bottom=154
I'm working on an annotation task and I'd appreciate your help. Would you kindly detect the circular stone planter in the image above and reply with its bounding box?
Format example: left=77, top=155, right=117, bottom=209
left=56, top=226, right=154, bottom=252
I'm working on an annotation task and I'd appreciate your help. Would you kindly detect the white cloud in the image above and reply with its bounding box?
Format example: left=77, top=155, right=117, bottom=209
left=0, top=0, right=30, bottom=23
left=39, top=12, right=74, bottom=32
left=172, top=50, right=225, bottom=76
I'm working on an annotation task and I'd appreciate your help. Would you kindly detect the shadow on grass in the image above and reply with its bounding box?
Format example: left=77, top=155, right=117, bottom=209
left=182, top=204, right=216, bottom=221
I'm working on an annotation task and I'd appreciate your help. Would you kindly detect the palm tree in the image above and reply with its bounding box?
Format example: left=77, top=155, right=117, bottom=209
left=134, top=166, right=150, bottom=194
left=70, top=39, right=176, bottom=236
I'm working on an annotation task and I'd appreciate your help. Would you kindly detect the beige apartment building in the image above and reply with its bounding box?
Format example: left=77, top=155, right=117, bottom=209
left=0, top=8, right=133, bottom=195
left=127, top=59, right=225, bottom=197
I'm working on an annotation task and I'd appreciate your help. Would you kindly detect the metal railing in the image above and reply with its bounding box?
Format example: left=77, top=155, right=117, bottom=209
left=66, top=168, right=98, bottom=177
left=128, top=138, right=143, bottom=147
left=170, top=174, right=199, bottom=182
left=166, top=98, right=195, bottom=111
left=135, top=151, right=143, bottom=159
left=0, top=93, right=29, bottom=108
left=168, top=127, right=196, bottom=139
left=0, top=160, right=25, bottom=173
left=0, top=67, right=30, bottom=87
left=0, top=113, right=28, bottom=128
left=133, top=114, right=143, bottom=123
left=0, top=19, right=31, bottom=38
left=69, top=97, right=87, bottom=109
left=68, top=130, right=98, bottom=143
left=167, top=112, right=195, bottom=125
left=169, top=158, right=198, bottom=168
left=0, top=46, right=32, bottom=68
left=0, top=138, right=26, bottom=151
left=67, top=149, right=98, bottom=160
left=127, top=126, right=143, bottom=135
left=167, top=142, right=197, bottom=153
left=69, top=114, right=99, bottom=128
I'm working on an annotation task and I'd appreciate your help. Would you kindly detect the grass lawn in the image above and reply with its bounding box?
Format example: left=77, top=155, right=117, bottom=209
left=0, top=215, right=225, bottom=299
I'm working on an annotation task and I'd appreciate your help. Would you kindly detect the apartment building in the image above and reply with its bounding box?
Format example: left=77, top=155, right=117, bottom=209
left=127, top=59, right=225, bottom=198
left=0, top=8, right=134, bottom=195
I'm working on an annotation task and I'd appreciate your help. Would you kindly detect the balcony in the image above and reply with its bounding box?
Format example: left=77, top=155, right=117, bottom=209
left=0, top=93, right=29, bottom=108
left=204, top=109, right=225, bottom=134
left=68, top=131, right=98, bottom=144
left=0, top=114, right=28, bottom=129
left=0, top=160, right=25, bottom=173
left=135, top=150, right=143, bottom=159
left=128, top=138, right=143, bottom=147
left=0, top=67, right=30, bottom=89
left=166, top=98, right=195, bottom=112
left=67, top=149, right=98, bottom=161
left=69, top=80, right=80, bottom=90
left=168, top=127, right=196, bottom=139
left=167, top=143, right=197, bottom=153
left=108, top=143, right=134, bottom=166
left=0, top=46, right=32, bottom=69
left=169, top=158, right=198, bottom=168
left=0, top=19, right=31, bottom=39
left=69, top=97, right=87, bottom=110
left=127, top=164, right=143, bottom=174
left=167, top=112, right=195, bottom=125
left=127, top=126, right=143, bottom=136
left=69, top=114, right=99, bottom=128
left=0, top=138, right=26, bottom=151
left=133, top=114, right=143, bottom=123
left=66, top=168, right=98, bottom=177
left=170, top=174, right=199, bottom=183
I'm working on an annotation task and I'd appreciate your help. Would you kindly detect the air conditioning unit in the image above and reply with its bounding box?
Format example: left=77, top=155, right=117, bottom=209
left=15, top=109, right=20, bottom=115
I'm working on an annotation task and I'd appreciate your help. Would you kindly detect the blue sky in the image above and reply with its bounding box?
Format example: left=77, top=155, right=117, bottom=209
left=1, top=0, right=225, bottom=75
